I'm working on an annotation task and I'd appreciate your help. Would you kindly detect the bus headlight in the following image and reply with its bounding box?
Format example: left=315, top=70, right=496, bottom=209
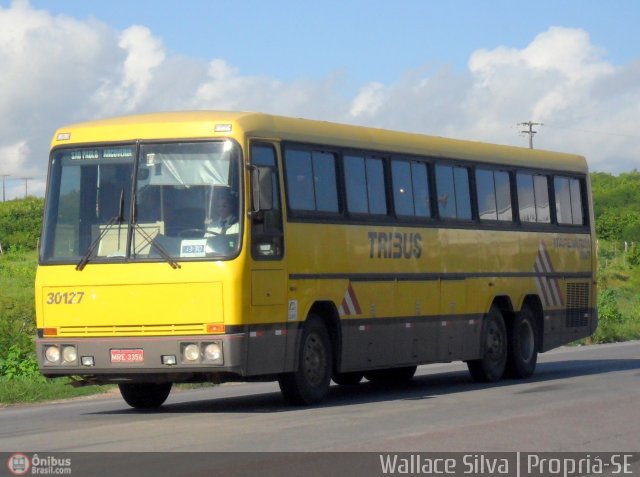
left=45, top=345, right=60, bottom=364
left=183, top=344, right=200, bottom=362
left=62, top=346, right=78, bottom=364
left=203, top=342, right=223, bottom=364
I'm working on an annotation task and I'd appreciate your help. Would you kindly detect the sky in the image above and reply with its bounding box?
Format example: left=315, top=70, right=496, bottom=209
left=1, top=0, right=640, bottom=200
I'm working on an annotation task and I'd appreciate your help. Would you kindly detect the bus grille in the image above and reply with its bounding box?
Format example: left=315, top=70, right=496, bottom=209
left=57, top=323, right=206, bottom=336
left=565, top=282, right=590, bottom=328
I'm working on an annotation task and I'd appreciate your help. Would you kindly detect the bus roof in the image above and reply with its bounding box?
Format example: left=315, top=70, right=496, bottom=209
left=52, top=111, right=588, bottom=173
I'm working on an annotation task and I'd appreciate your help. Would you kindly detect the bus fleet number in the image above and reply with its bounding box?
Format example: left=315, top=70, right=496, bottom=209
left=46, top=291, right=85, bottom=305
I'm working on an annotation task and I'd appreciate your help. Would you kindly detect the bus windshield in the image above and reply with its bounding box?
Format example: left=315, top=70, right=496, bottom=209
left=41, top=140, right=242, bottom=264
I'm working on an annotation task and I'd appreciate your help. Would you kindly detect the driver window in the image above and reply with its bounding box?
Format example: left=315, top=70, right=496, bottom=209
left=250, top=143, right=284, bottom=260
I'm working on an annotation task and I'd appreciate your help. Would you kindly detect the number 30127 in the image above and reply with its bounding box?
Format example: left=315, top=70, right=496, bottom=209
left=46, top=291, right=85, bottom=305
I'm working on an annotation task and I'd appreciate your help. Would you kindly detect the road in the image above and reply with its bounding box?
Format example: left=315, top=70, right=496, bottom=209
left=1, top=341, right=639, bottom=453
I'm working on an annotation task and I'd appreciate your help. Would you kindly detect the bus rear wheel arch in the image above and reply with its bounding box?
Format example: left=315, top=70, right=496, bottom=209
left=278, top=314, right=333, bottom=405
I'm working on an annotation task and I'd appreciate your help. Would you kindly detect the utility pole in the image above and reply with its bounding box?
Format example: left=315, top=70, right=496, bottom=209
left=518, top=121, right=543, bottom=149
left=19, top=177, right=32, bottom=198
left=0, top=174, right=9, bottom=202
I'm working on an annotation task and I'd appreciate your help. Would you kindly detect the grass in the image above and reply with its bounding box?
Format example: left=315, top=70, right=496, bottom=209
left=0, top=250, right=38, bottom=353
left=575, top=240, right=640, bottom=345
left=0, top=377, right=113, bottom=406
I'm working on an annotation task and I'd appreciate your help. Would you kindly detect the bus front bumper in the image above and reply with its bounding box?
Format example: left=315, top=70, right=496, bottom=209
left=36, top=333, right=247, bottom=382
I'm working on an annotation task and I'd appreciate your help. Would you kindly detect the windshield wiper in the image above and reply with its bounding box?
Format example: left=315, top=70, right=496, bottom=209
left=76, top=190, right=125, bottom=271
left=131, top=191, right=181, bottom=269
left=133, top=224, right=181, bottom=269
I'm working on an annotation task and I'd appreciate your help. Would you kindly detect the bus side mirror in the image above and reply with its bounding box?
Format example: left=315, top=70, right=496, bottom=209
left=251, top=166, right=273, bottom=212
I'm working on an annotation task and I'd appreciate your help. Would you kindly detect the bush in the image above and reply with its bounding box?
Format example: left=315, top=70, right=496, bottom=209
left=598, top=289, right=624, bottom=323
left=0, top=250, right=37, bottom=367
left=0, top=295, right=36, bottom=356
left=591, top=288, right=631, bottom=343
left=0, top=197, right=44, bottom=251
left=628, top=244, right=640, bottom=267
left=0, top=345, right=44, bottom=381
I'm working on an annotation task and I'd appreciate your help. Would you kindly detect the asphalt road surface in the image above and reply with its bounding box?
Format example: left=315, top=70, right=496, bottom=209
left=1, top=341, right=639, bottom=453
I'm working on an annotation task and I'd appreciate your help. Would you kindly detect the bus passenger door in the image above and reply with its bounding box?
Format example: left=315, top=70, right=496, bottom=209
left=247, top=142, right=288, bottom=375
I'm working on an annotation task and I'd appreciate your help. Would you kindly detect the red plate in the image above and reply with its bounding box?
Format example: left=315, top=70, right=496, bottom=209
left=110, top=349, right=144, bottom=363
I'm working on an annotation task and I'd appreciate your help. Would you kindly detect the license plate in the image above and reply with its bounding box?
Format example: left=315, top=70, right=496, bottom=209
left=110, top=349, right=144, bottom=363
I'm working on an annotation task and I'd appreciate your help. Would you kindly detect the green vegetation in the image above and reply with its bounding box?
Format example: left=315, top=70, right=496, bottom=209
left=0, top=197, right=44, bottom=253
left=0, top=250, right=37, bottom=362
left=1, top=171, right=640, bottom=403
left=585, top=171, right=640, bottom=343
left=588, top=240, right=640, bottom=343
left=0, top=198, right=108, bottom=405
left=591, top=171, right=640, bottom=241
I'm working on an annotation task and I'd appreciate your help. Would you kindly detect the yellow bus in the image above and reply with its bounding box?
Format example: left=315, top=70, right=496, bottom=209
left=36, top=111, right=597, bottom=408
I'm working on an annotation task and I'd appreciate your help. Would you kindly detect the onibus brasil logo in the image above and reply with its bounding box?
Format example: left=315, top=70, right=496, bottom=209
left=7, top=453, right=30, bottom=476
left=7, top=453, right=72, bottom=475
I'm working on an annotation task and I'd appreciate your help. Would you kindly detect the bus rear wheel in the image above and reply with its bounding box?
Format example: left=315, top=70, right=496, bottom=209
left=467, top=306, right=507, bottom=383
left=506, top=306, right=539, bottom=378
left=279, top=315, right=332, bottom=405
left=118, top=382, right=172, bottom=409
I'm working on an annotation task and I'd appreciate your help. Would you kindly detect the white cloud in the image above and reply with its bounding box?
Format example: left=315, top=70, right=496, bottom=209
left=1, top=2, right=639, bottom=200
left=0, top=140, right=45, bottom=200
left=0, top=0, right=117, bottom=199
left=468, top=27, right=616, bottom=128
left=462, top=27, right=638, bottom=171
left=350, top=82, right=387, bottom=117
left=193, top=59, right=347, bottom=118
left=0, top=140, right=30, bottom=174
left=194, top=58, right=283, bottom=111
left=91, top=25, right=166, bottom=115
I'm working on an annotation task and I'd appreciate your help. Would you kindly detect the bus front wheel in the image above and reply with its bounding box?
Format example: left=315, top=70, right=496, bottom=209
left=118, top=382, right=173, bottom=409
left=467, top=306, right=507, bottom=383
left=279, top=315, right=332, bottom=405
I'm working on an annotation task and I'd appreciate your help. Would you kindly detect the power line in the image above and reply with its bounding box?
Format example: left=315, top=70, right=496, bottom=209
left=518, top=121, right=543, bottom=149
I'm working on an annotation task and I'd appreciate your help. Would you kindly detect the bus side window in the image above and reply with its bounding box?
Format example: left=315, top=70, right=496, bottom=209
left=250, top=143, right=284, bottom=259
left=392, top=159, right=431, bottom=218
left=344, top=154, right=387, bottom=216
left=284, top=148, right=339, bottom=213
left=554, top=176, right=584, bottom=225
left=476, top=169, right=513, bottom=222
left=436, top=164, right=471, bottom=220
left=517, top=172, right=550, bottom=224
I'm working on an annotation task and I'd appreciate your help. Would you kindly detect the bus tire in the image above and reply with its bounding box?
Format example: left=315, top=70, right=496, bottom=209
left=364, top=366, right=417, bottom=385
left=118, top=382, right=172, bottom=409
left=467, top=306, right=507, bottom=383
left=278, top=315, right=332, bottom=405
left=333, top=371, right=364, bottom=386
left=506, top=306, right=539, bottom=379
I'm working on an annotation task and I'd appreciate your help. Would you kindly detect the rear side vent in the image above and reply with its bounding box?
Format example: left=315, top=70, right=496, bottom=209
left=566, top=282, right=589, bottom=327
